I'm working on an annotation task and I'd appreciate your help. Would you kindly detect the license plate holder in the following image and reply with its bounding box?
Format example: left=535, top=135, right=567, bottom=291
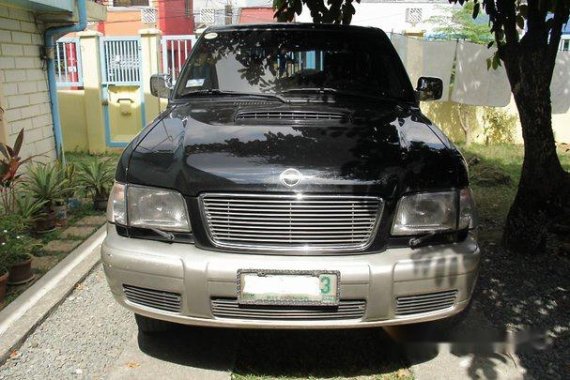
left=237, top=269, right=340, bottom=306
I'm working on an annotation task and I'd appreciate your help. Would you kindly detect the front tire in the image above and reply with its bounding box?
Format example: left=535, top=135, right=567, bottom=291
left=135, top=314, right=172, bottom=334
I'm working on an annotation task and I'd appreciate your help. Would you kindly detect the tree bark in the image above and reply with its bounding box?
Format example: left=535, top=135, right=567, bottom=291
left=502, top=49, right=570, bottom=255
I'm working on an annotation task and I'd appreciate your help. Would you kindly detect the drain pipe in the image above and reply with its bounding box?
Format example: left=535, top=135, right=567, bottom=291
left=44, top=0, right=88, bottom=161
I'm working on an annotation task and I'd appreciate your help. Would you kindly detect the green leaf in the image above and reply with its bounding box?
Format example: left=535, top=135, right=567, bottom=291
left=518, top=4, right=528, bottom=19
left=472, top=2, right=480, bottom=19
left=293, top=0, right=302, bottom=15
left=516, top=15, right=525, bottom=30
left=273, top=0, right=284, bottom=9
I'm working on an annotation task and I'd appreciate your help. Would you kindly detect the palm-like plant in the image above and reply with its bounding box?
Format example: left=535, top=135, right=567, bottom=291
left=15, top=194, right=47, bottom=227
left=24, top=163, right=70, bottom=210
left=77, top=159, right=115, bottom=200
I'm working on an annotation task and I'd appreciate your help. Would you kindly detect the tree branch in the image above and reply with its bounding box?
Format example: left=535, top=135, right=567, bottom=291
left=548, top=0, right=570, bottom=80
left=497, top=0, right=519, bottom=46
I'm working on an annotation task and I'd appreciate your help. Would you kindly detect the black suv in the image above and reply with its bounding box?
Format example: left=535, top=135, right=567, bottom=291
left=103, top=23, right=479, bottom=334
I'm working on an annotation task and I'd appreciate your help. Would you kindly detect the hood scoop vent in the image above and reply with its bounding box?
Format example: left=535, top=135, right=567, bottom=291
left=235, top=110, right=349, bottom=124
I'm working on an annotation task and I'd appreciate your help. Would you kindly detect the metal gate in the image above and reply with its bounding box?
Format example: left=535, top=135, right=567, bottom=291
left=55, top=38, right=83, bottom=88
left=161, top=35, right=197, bottom=83
left=100, top=36, right=145, bottom=148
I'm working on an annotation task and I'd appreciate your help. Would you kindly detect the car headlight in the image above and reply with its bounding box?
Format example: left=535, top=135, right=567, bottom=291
left=391, top=188, right=476, bottom=236
left=107, top=182, right=191, bottom=232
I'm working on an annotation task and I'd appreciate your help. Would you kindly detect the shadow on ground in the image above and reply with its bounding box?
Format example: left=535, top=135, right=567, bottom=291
left=232, top=328, right=412, bottom=379
left=137, top=325, right=240, bottom=371
left=474, top=240, right=570, bottom=380
left=138, top=326, right=416, bottom=379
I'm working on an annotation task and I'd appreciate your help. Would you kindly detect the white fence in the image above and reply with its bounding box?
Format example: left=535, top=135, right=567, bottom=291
left=161, top=35, right=197, bottom=83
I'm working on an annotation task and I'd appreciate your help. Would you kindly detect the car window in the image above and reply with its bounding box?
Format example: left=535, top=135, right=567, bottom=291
left=175, top=29, right=415, bottom=102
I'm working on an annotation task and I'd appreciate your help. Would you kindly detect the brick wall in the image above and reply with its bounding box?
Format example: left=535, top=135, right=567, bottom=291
left=0, top=5, right=55, bottom=162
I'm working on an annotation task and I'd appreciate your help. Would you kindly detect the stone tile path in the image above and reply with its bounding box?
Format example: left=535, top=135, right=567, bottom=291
left=43, top=215, right=106, bottom=255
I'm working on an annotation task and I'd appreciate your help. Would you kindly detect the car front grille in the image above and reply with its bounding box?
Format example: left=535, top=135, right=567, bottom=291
left=200, top=194, right=383, bottom=251
left=211, top=298, right=366, bottom=320
left=123, top=284, right=182, bottom=313
left=396, top=290, right=458, bottom=316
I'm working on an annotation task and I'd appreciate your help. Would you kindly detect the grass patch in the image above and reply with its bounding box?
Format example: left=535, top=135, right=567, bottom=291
left=459, top=144, right=570, bottom=243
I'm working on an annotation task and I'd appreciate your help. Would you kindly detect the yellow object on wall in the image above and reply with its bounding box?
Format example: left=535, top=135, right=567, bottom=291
left=106, top=85, right=142, bottom=143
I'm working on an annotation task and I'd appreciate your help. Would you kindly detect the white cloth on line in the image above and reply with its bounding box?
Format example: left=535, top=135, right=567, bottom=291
left=390, top=34, right=456, bottom=101
left=417, top=39, right=457, bottom=101
left=551, top=51, right=570, bottom=114
left=451, top=41, right=511, bottom=107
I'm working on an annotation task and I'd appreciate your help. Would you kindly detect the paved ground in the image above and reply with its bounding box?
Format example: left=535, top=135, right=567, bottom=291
left=0, top=256, right=525, bottom=380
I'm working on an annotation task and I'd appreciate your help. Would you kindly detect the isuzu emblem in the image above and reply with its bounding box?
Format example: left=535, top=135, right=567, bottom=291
left=280, top=168, right=302, bottom=187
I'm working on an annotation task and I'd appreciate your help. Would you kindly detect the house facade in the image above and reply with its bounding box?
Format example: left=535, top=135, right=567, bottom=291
left=0, top=0, right=105, bottom=160
left=94, top=0, right=194, bottom=35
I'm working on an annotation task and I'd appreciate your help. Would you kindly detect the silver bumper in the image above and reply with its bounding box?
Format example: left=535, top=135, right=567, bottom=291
left=101, top=225, right=480, bottom=329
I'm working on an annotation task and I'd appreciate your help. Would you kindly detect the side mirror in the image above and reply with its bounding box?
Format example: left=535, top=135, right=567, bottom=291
left=150, top=74, right=173, bottom=98
left=416, top=77, right=443, bottom=101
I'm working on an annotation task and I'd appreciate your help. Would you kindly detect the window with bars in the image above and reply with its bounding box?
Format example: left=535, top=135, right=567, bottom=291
left=405, top=8, right=423, bottom=27
left=560, top=38, right=570, bottom=52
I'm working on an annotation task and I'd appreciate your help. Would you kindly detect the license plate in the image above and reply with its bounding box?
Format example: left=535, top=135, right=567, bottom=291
left=237, top=270, right=340, bottom=306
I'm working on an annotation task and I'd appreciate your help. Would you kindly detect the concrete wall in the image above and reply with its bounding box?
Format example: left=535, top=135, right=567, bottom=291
left=297, top=1, right=454, bottom=34
left=422, top=97, right=570, bottom=146
left=0, top=4, right=55, bottom=162
left=59, top=89, right=88, bottom=152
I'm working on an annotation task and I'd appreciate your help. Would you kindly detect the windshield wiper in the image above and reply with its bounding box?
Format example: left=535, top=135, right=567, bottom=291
left=278, top=87, right=392, bottom=102
left=177, top=89, right=290, bottom=104
left=150, top=227, right=175, bottom=242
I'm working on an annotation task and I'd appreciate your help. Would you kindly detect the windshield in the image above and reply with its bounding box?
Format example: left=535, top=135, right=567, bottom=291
left=174, top=28, right=415, bottom=102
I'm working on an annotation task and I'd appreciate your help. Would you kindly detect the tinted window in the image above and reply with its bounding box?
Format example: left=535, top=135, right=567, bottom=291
left=175, top=29, right=415, bottom=101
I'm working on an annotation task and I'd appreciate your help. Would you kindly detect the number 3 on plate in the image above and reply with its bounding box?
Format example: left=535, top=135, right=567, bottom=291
left=320, top=276, right=331, bottom=294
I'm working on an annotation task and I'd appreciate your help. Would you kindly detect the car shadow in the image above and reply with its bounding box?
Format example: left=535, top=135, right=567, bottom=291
left=137, top=325, right=240, bottom=371
left=137, top=326, right=428, bottom=378
left=231, top=328, right=414, bottom=378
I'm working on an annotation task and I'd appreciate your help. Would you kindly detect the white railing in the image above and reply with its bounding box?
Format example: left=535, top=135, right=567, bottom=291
left=100, top=37, right=142, bottom=85
left=161, top=35, right=197, bottom=82
left=55, top=38, right=83, bottom=88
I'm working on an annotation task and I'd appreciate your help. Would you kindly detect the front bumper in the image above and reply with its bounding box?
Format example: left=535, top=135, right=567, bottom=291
left=101, top=225, right=480, bottom=329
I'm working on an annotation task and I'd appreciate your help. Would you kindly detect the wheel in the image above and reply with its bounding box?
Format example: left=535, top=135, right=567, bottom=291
left=135, top=314, right=172, bottom=334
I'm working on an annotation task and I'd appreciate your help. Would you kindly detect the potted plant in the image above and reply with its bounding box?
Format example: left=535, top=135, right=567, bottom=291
left=15, top=194, right=47, bottom=230
left=1, top=129, right=35, bottom=214
left=24, top=163, right=70, bottom=233
left=59, top=161, right=80, bottom=211
left=77, top=159, right=114, bottom=211
left=0, top=215, right=35, bottom=285
left=0, top=254, right=8, bottom=304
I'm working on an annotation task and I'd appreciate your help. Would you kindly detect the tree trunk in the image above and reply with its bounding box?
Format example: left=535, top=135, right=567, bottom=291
left=503, top=50, right=570, bottom=255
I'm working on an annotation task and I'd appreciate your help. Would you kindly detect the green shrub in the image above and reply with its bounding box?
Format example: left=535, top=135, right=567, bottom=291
left=482, top=107, right=518, bottom=145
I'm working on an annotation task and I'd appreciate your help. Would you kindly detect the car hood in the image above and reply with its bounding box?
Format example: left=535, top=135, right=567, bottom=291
left=120, top=101, right=467, bottom=198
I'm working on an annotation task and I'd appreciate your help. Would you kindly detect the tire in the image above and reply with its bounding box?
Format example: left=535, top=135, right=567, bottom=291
left=135, top=314, right=172, bottom=335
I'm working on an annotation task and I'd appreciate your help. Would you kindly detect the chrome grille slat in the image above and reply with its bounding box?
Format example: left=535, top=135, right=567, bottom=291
left=201, top=194, right=383, bottom=251
left=205, top=211, right=376, bottom=217
left=396, top=290, right=458, bottom=316
left=211, top=298, right=366, bottom=320
left=208, top=216, right=375, bottom=223
left=235, top=110, right=347, bottom=122
left=123, top=285, right=182, bottom=313
left=210, top=224, right=374, bottom=230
